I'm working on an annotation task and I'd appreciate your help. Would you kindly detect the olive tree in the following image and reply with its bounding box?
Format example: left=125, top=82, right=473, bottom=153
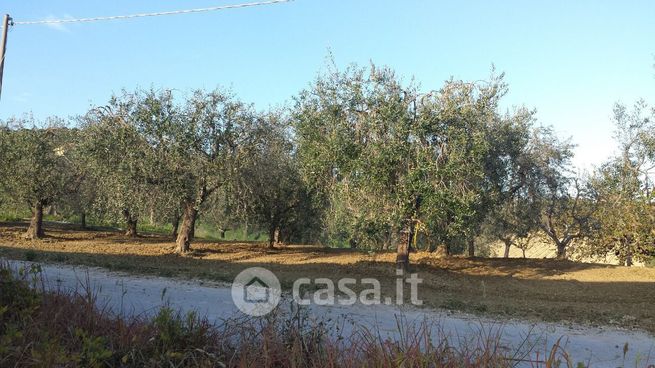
left=493, top=124, right=597, bottom=260
left=414, top=78, right=534, bottom=258
left=588, top=100, right=655, bottom=265
left=0, top=117, right=76, bottom=238
left=83, top=88, right=251, bottom=252
left=528, top=135, right=596, bottom=260
left=81, top=93, right=163, bottom=237
left=482, top=122, right=573, bottom=258
left=54, top=128, right=97, bottom=229
left=484, top=199, right=537, bottom=258
left=539, top=177, right=597, bottom=259
left=169, top=89, right=251, bottom=253
left=294, top=64, right=419, bottom=270
left=235, top=112, right=310, bottom=248
left=294, top=62, right=534, bottom=270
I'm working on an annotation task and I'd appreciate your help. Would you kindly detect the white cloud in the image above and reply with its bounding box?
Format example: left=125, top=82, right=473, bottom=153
left=43, top=14, right=74, bottom=33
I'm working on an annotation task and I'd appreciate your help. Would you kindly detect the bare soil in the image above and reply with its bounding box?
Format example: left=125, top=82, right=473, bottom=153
left=1, top=221, right=654, bottom=333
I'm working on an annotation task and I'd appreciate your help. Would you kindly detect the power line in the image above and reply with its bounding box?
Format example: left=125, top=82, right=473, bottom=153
left=12, top=0, right=291, bottom=26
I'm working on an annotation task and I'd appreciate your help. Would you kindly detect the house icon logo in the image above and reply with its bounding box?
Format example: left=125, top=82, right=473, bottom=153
left=244, top=276, right=270, bottom=303
left=231, top=267, right=281, bottom=316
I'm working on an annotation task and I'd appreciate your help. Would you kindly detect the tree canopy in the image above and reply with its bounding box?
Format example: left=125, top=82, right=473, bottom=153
left=0, top=61, right=652, bottom=267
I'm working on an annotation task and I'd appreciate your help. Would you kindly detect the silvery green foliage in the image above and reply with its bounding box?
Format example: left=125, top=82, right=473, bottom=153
left=587, top=100, right=655, bottom=265
left=169, top=88, right=251, bottom=209
left=0, top=116, right=76, bottom=214
left=293, top=62, right=546, bottom=252
left=483, top=123, right=578, bottom=257
left=232, top=111, right=315, bottom=245
left=80, top=88, right=253, bottom=240
left=80, top=92, right=162, bottom=227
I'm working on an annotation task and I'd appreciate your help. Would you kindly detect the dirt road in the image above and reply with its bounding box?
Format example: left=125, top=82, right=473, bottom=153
left=6, top=259, right=654, bottom=367
left=2, top=223, right=655, bottom=334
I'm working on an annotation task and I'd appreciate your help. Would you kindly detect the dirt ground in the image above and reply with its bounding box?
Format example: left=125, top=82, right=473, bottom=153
left=1, top=222, right=654, bottom=334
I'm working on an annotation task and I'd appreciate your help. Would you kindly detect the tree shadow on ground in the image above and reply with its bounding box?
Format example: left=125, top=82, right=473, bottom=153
left=1, top=221, right=654, bottom=334
left=1, top=243, right=653, bottom=334
left=414, top=256, right=621, bottom=279
left=0, top=221, right=631, bottom=279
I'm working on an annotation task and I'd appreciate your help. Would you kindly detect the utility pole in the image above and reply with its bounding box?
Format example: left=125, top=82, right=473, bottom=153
left=0, top=14, right=12, bottom=101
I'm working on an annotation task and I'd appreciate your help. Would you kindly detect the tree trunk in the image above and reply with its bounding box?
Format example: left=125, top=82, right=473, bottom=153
left=125, top=219, right=138, bottom=237
left=268, top=225, right=278, bottom=249
left=396, top=225, right=412, bottom=273
left=175, top=203, right=197, bottom=253
left=80, top=212, right=87, bottom=230
left=521, top=248, right=526, bottom=258
left=122, top=209, right=138, bottom=237
left=171, top=214, right=180, bottom=239
left=503, top=239, right=512, bottom=258
left=625, top=246, right=633, bottom=267
left=383, top=232, right=392, bottom=250
left=189, top=213, right=197, bottom=239
left=467, top=237, right=475, bottom=257
left=26, top=201, right=45, bottom=239
left=556, top=242, right=567, bottom=260
left=399, top=197, right=420, bottom=271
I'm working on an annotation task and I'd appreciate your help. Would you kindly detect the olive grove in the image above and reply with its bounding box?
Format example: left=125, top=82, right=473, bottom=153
left=0, top=62, right=652, bottom=267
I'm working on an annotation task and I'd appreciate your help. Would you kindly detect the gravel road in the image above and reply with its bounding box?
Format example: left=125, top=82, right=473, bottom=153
left=4, top=259, right=654, bottom=367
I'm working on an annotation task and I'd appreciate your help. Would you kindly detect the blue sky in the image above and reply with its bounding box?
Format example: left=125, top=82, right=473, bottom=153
left=1, top=0, right=654, bottom=169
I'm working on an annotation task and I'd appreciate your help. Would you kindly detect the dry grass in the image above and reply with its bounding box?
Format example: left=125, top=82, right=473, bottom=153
left=1, top=261, right=580, bottom=367
left=1, top=221, right=654, bottom=334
